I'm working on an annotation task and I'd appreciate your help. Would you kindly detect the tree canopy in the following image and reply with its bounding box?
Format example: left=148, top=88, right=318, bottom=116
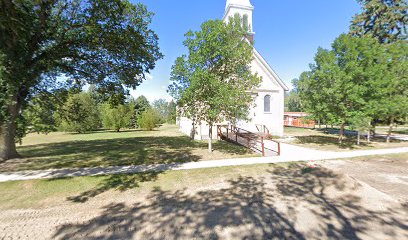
left=350, top=0, right=407, bottom=43
left=169, top=17, right=261, bottom=152
left=0, top=0, right=162, bottom=160
left=298, top=34, right=407, bottom=143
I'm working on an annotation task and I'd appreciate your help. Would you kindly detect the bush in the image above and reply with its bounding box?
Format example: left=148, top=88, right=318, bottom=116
left=137, top=109, right=160, bottom=131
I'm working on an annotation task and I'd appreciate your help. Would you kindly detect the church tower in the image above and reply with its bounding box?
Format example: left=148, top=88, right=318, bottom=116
left=223, top=0, right=255, bottom=39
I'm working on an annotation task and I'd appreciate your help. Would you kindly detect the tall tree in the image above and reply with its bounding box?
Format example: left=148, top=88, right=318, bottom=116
left=169, top=17, right=261, bottom=152
left=350, top=0, right=407, bottom=43
left=0, top=0, right=162, bottom=160
left=299, top=35, right=384, bottom=143
left=369, top=40, right=408, bottom=142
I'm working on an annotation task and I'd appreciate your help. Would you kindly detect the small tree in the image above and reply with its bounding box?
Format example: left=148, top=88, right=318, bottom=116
left=57, top=93, right=100, bottom=133
left=169, top=17, right=261, bottom=152
left=101, top=104, right=133, bottom=132
left=137, top=109, right=160, bottom=131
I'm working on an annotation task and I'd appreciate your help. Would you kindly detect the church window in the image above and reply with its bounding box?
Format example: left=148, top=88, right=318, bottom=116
left=264, top=95, right=271, bottom=113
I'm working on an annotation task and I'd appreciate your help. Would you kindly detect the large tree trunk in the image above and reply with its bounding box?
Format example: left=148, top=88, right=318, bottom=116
left=0, top=102, right=20, bottom=161
left=386, top=116, right=394, bottom=143
left=208, top=125, right=213, bottom=153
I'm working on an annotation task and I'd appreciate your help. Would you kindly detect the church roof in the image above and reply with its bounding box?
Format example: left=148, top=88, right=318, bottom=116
left=225, top=0, right=253, bottom=9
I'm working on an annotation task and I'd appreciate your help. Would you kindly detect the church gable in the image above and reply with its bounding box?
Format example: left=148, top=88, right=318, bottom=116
left=252, top=48, right=289, bottom=91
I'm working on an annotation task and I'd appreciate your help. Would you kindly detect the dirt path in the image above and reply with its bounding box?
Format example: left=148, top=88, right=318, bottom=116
left=0, top=165, right=407, bottom=239
left=321, top=155, right=408, bottom=205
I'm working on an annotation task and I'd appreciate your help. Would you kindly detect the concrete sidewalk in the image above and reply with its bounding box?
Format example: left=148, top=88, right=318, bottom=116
left=0, top=144, right=407, bottom=182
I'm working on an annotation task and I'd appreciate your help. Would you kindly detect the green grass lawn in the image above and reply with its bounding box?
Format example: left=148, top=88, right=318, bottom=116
left=0, top=125, right=259, bottom=172
left=0, top=162, right=297, bottom=209
left=284, top=126, right=408, bottom=151
left=1, top=152, right=407, bottom=210
left=375, top=126, right=408, bottom=135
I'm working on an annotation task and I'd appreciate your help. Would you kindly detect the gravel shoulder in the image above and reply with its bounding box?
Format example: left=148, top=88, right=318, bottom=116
left=0, top=163, right=407, bottom=240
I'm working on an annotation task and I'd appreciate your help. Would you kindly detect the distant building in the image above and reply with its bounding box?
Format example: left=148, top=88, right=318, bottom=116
left=284, top=112, right=315, bottom=128
left=179, top=0, right=289, bottom=139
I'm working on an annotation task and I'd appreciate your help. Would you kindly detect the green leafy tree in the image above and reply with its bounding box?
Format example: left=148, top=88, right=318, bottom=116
left=57, top=92, right=100, bottom=133
left=285, top=78, right=303, bottom=112
left=169, top=17, right=262, bottom=152
left=137, top=109, right=160, bottom=131
left=299, top=35, right=384, bottom=143
left=23, top=94, right=58, bottom=134
left=167, top=101, right=177, bottom=123
left=152, top=99, right=168, bottom=123
left=133, top=95, right=151, bottom=128
left=0, top=0, right=162, bottom=160
left=101, top=103, right=134, bottom=132
left=369, top=40, right=408, bottom=142
left=350, top=0, right=407, bottom=43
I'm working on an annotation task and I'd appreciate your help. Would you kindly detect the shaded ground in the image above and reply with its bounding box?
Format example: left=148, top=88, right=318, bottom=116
left=322, top=153, right=408, bottom=205
left=0, top=162, right=407, bottom=240
left=284, top=127, right=407, bottom=151
left=0, top=125, right=257, bottom=172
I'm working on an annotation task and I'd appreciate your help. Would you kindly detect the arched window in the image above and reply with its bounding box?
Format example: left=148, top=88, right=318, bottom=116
left=264, top=95, right=271, bottom=113
left=243, top=14, right=249, bottom=31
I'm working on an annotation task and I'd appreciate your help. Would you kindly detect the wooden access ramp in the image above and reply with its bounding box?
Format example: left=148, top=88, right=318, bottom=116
left=217, top=125, right=281, bottom=157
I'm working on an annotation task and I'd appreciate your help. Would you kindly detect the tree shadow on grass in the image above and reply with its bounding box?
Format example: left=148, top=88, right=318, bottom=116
left=2, top=135, right=251, bottom=172
left=53, top=165, right=408, bottom=239
left=67, top=172, right=161, bottom=203
left=295, top=135, right=372, bottom=149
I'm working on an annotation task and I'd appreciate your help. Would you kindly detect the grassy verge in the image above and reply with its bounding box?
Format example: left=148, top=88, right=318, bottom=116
left=0, top=125, right=259, bottom=172
left=284, top=127, right=407, bottom=151
left=0, top=162, right=296, bottom=209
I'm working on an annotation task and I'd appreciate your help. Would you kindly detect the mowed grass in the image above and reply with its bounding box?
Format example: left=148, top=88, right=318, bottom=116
left=0, top=163, right=296, bottom=209
left=284, top=127, right=408, bottom=151
left=1, top=152, right=407, bottom=209
left=0, top=125, right=259, bottom=172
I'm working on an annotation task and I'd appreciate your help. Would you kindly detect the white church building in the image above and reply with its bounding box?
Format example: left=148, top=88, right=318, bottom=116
left=178, top=0, right=289, bottom=139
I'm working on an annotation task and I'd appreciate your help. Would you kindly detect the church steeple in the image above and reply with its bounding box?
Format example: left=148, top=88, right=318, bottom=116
left=223, top=0, right=255, bottom=37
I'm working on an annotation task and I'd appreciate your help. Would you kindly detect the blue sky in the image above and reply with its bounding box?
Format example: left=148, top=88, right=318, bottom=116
left=130, top=0, right=362, bottom=102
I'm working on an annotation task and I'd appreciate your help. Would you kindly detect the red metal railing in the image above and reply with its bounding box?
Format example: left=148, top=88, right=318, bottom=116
left=218, top=125, right=281, bottom=156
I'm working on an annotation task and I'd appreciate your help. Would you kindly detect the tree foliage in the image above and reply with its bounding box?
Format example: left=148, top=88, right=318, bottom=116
left=100, top=103, right=134, bottom=132
left=299, top=33, right=407, bottom=143
left=350, top=0, right=407, bottom=43
left=298, top=35, right=386, bottom=142
left=169, top=17, right=261, bottom=151
left=285, top=78, right=303, bottom=112
left=152, top=99, right=177, bottom=123
left=0, top=0, right=162, bottom=159
left=57, top=93, right=100, bottom=133
left=137, top=109, right=160, bottom=131
left=132, top=95, right=151, bottom=128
